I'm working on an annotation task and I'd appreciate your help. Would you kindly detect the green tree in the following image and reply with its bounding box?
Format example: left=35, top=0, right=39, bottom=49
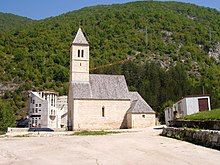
left=0, top=99, right=16, bottom=132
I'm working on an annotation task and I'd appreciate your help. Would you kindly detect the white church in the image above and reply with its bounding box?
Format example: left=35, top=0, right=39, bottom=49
left=67, top=28, right=156, bottom=130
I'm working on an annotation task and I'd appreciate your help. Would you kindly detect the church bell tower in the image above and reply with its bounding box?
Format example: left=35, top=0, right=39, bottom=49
left=70, top=28, right=89, bottom=83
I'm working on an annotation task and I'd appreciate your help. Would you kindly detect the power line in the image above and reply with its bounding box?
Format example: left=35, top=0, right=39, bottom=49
left=90, top=51, right=140, bottom=71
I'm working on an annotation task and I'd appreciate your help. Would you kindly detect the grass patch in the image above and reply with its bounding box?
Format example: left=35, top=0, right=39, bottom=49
left=73, top=130, right=120, bottom=136
left=183, top=109, right=220, bottom=121
left=14, top=134, right=30, bottom=137
left=0, top=131, right=5, bottom=135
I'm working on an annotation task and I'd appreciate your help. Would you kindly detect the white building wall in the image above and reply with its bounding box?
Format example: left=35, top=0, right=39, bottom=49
left=186, top=96, right=211, bottom=115
left=185, top=98, right=199, bottom=115
left=207, top=97, right=211, bottom=111
left=29, top=91, right=67, bottom=129
left=56, top=96, right=68, bottom=128
left=29, top=92, right=48, bottom=128
left=181, top=98, right=187, bottom=116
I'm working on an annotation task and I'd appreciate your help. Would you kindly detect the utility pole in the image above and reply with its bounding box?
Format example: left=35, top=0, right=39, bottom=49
left=202, top=85, right=205, bottom=95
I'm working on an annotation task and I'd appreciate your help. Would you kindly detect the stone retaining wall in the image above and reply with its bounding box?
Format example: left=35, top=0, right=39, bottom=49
left=169, top=120, right=220, bottom=130
left=161, top=127, right=220, bottom=150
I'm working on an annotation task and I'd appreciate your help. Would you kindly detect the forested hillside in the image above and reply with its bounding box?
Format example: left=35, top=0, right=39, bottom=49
left=0, top=1, right=220, bottom=128
left=0, top=12, right=33, bottom=31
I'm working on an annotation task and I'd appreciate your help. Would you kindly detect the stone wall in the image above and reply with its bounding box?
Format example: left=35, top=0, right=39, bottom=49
left=127, top=113, right=155, bottom=128
left=73, top=99, right=131, bottom=130
left=169, top=120, right=220, bottom=130
left=161, top=127, right=220, bottom=150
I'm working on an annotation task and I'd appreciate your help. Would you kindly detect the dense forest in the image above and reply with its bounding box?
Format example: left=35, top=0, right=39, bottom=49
left=0, top=1, right=220, bottom=131
left=0, top=12, right=33, bottom=32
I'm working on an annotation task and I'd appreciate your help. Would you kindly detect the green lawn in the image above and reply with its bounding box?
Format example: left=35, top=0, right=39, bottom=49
left=183, top=109, right=220, bottom=121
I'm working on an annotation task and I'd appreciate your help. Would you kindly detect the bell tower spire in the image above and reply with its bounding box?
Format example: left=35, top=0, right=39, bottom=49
left=70, top=28, right=89, bottom=83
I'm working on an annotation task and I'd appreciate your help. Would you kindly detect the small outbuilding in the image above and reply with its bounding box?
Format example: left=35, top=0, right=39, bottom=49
left=127, top=92, right=155, bottom=128
left=165, top=95, right=211, bottom=125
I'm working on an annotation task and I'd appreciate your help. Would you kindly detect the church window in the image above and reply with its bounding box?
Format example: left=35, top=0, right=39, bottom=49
left=142, top=115, right=145, bottom=118
left=102, top=106, right=105, bottom=117
left=81, top=50, right=84, bottom=57
left=78, top=50, right=80, bottom=57
left=80, top=63, right=81, bottom=66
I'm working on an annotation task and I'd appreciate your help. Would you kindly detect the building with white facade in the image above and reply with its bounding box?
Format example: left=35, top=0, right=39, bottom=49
left=165, top=95, right=211, bottom=125
left=68, top=28, right=155, bottom=130
left=28, top=91, right=68, bottom=129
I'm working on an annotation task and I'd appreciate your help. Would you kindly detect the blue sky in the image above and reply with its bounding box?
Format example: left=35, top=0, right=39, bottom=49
left=0, top=0, right=220, bottom=20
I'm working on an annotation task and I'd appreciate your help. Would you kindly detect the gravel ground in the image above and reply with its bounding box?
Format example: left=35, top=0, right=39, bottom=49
left=0, top=127, right=219, bottom=165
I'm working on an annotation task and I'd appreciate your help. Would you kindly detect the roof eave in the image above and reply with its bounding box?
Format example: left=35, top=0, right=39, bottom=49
left=128, top=111, right=156, bottom=114
left=72, top=43, right=89, bottom=46
left=73, top=98, right=130, bottom=101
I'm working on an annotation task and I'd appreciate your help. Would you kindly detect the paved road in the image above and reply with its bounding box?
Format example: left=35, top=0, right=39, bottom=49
left=0, top=128, right=219, bottom=165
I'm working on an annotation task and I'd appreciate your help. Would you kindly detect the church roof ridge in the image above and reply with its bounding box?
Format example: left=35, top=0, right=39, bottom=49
left=72, top=28, right=89, bottom=45
left=90, top=74, right=125, bottom=77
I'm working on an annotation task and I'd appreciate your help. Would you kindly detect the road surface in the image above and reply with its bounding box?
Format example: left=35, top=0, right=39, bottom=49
left=0, top=128, right=219, bottom=165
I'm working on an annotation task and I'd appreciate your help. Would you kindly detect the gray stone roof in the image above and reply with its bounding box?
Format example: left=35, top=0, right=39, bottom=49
left=71, top=74, right=154, bottom=114
left=127, top=92, right=155, bottom=114
left=71, top=74, right=130, bottom=100
left=72, top=28, right=89, bottom=45
left=71, top=82, right=92, bottom=99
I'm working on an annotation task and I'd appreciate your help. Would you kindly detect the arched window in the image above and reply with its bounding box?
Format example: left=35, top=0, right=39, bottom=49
left=78, top=50, right=80, bottom=57
left=102, top=106, right=105, bottom=117
left=81, top=50, right=84, bottom=57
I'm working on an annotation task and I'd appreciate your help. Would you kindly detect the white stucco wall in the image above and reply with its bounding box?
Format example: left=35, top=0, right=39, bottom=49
left=185, top=97, right=199, bottom=115
left=173, top=98, right=187, bottom=116
left=72, top=99, right=130, bottom=130
left=29, top=92, right=49, bottom=128
left=57, top=96, right=68, bottom=128
left=29, top=91, right=68, bottom=129
left=186, top=96, right=211, bottom=115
